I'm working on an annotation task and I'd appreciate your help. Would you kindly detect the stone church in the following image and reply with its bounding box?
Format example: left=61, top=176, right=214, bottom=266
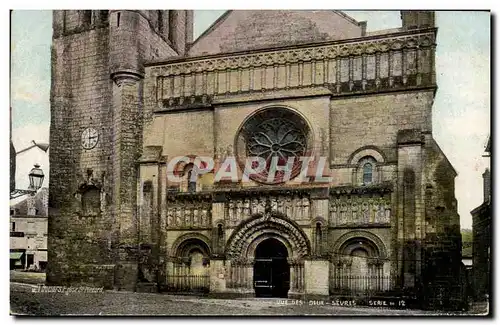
left=48, top=10, right=463, bottom=306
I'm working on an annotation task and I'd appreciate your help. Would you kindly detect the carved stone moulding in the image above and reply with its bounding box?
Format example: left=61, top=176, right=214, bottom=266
left=111, top=69, right=143, bottom=86
left=329, top=182, right=394, bottom=197
left=213, top=186, right=322, bottom=200
left=166, top=192, right=213, bottom=203
left=225, top=213, right=312, bottom=259
left=149, top=31, right=436, bottom=77
left=160, top=95, right=212, bottom=111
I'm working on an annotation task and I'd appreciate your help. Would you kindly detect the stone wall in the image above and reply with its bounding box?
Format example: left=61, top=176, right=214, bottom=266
left=48, top=10, right=191, bottom=288
left=330, top=91, right=434, bottom=166
left=49, top=13, right=114, bottom=285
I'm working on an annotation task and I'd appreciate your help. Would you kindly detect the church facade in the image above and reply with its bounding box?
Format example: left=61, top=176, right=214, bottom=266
left=48, top=10, right=463, bottom=306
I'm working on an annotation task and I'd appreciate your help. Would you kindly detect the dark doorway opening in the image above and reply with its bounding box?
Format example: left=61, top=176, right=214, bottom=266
left=27, top=254, right=34, bottom=268
left=253, top=238, right=290, bottom=298
left=39, top=261, right=48, bottom=271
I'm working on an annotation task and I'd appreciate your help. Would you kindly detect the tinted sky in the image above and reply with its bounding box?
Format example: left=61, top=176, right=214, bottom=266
left=10, top=10, right=490, bottom=228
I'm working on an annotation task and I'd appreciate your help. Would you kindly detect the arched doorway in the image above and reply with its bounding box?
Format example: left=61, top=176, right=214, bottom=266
left=170, top=234, right=212, bottom=293
left=350, top=247, right=370, bottom=292
left=225, top=214, right=311, bottom=294
left=253, top=238, right=290, bottom=298
left=331, top=232, right=389, bottom=295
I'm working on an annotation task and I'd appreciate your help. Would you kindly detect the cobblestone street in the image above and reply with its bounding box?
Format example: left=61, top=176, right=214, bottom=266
left=10, top=283, right=474, bottom=316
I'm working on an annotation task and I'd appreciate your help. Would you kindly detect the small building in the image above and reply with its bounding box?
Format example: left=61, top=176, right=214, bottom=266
left=462, top=240, right=473, bottom=269
left=10, top=187, right=48, bottom=271
left=471, top=137, right=491, bottom=301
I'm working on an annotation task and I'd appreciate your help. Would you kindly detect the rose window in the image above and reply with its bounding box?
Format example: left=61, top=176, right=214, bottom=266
left=247, top=118, right=307, bottom=161
left=236, top=107, right=311, bottom=184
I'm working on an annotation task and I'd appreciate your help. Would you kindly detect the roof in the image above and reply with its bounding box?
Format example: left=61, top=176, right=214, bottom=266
left=10, top=187, right=49, bottom=216
left=10, top=252, right=23, bottom=260
left=471, top=200, right=491, bottom=216
left=188, top=10, right=365, bottom=57
left=429, top=137, right=458, bottom=177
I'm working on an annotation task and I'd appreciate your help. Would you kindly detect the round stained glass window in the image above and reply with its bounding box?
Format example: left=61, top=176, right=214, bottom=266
left=235, top=107, right=311, bottom=184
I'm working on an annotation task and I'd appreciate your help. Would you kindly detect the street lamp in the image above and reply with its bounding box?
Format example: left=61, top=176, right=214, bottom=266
left=10, top=140, right=49, bottom=199
left=10, top=164, right=45, bottom=199
left=28, top=164, right=45, bottom=191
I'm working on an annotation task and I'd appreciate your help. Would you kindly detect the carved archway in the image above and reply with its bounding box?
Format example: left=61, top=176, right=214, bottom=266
left=170, top=233, right=212, bottom=280
left=171, top=233, right=212, bottom=258
left=225, top=213, right=311, bottom=259
left=348, top=145, right=386, bottom=165
left=331, top=230, right=388, bottom=259
left=330, top=231, right=389, bottom=292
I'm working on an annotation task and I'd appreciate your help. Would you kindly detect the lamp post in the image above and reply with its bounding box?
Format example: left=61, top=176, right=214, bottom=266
left=10, top=140, right=49, bottom=200
left=16, top=140, right=50, bottom=155
left=10, top=164, right=46, bottom=199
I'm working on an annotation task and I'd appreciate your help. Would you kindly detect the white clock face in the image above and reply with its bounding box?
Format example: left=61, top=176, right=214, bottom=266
left=81, top=127, right=99, bottom=150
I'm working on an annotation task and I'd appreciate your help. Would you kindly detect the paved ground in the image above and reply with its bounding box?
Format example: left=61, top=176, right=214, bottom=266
left=11, top=282, right=486, bottom=317
left=10, top=271, right=46, bottom=285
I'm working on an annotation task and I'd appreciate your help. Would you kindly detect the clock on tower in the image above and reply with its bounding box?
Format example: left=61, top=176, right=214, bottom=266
left=81, top=127, right=99, bottom=150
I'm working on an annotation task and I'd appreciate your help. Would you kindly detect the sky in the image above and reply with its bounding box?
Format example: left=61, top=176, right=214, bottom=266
left=10, top=10, right=490, bottom=228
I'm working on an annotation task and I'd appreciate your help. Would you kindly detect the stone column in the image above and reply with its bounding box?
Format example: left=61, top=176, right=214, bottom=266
left=298, top=262, right=305, bottom=292
left=289, top=259, right=305, bottom=295
left=328, top=259, right=334, bottom=294
left=334, top=258, right=352, bottom=293
left=165, top=260, right=174, bottom=288
left=180, top=259, right=189, bottom=291
left=373, top=260, right=386, bottom=291
left=110, top=71, right=144, bottom=291
left=236, top=262, right=243, bottom=289
left=157, top=160, right=168, bottom=289
left=289, top=261, right=297, bottom=293
left=211, top=194, right=226, bottom=257
left=227, top=261, right=233, bottom=288
left=396, top=129, right=424, bottom=292
left=367, top=260, right=376, bottom=291
left=233, top=262, right=240, bottom=288
left=244, top=261, right=254, bottom=291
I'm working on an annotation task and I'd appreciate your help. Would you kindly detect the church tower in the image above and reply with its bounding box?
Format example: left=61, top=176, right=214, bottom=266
left=48, top=10, right=194, bottom=290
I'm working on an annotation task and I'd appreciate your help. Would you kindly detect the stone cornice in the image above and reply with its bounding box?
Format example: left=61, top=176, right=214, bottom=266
left=329, top=182, right=394, bottom=196
left=146, top=28, right=436, bottom=76
left=211, top=87, right=332, bottom=105
left=329, top=223, right=391, bottom=229
left=166, top=192, right=213, bottom=203
left=212, top=185, right=328, bottom=198
left=9, top=215, right=48, bottom=219
left=165, top=183, right=393, bottom=202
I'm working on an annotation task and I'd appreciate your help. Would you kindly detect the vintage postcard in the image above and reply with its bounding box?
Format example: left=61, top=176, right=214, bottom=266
left=9, top=9, right=491, bottom=316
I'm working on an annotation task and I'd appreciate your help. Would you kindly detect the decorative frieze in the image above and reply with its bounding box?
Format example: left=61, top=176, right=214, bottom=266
left=225, top=195, right=311, bottom=226
left=148, top=30, right=436, bottom=110
left=166, top=204, right=212, bottom=228
left=329, top=194, right=391, bottom=227
left=151, top=31, right=435, bottom=76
